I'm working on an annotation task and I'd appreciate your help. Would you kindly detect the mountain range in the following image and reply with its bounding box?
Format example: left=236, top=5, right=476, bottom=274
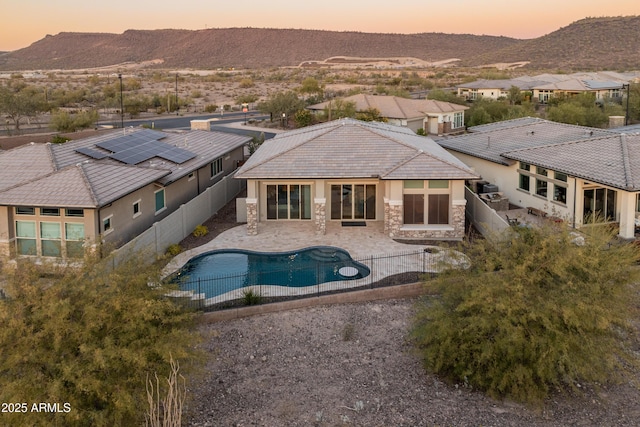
left=0, top=16, right=638, bottom=71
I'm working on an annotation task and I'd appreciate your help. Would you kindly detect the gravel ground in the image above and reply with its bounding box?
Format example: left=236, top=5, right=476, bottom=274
left=179, top=195, right=640, bottom=426
left=184, top=298, right=640, bottom=427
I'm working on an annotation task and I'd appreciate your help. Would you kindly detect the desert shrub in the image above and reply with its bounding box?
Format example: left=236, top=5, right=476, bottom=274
left=294, top=109, right=313, bottom=128
left=204, top=104, right=218, bottom=113
left=51, top=134, right=71, bottom=144
left=0, top=253, right=201, bottom=426
left=192, top=225, right=208, bottom=238
left=241, top=288, right=262, bottom=305
left=238, top=78, right=254, bottom=88
left=146, top=356, right=186, bottom=427
left=411, top=223, right=640, bottom=404
left=166, top=244, right=183, bottom=256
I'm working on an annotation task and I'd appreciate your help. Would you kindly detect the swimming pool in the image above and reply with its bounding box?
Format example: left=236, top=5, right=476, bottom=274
left=172, top=246, right=370, bottom=299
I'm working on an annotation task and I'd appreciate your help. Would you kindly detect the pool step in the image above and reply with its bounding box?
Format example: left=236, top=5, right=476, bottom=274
left=304, top=248, right=343, bottom=263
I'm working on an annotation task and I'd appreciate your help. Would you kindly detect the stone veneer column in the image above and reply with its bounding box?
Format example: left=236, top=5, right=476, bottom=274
left=314, top=198, right=326, bottom=235
left=387, top=200, right=403, bottom=238
left=245, top=198, right=258, bottom=236
left=451, top=200, right=467, bottom=239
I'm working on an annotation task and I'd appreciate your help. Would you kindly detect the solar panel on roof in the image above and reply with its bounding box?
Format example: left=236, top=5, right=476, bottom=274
left=75, top=147, right=109, bottom=160
left=81, top=129, right=197, bottom=165
left=156, top=146, right=197, bottom=164
left=96, top=129, right=166, bottom=152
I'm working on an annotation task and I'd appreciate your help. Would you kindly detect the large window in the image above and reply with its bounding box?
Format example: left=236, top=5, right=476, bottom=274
left=553, top=172, right=568, bottom=204
left=16, top=221, right=36, bottom=255
left=403, top=194, right=424, bottom=224
left=536, top=178, right=548, bottom=197
left=40, top=222, right=62, bottom=257
left=403, top=180, right=450, bottom=225
left=330, top=184, right=376, bottom=220
left=584, top=187, right=616, bottom=223
left=65, top=223, right=85, bottom=258
left=428, top=194, right=450, bottom=224
left=266, top=184, right=311, bottom=220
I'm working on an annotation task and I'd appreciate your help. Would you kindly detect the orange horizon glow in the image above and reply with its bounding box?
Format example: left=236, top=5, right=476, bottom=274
left=2, top=1, right=640, bottom=52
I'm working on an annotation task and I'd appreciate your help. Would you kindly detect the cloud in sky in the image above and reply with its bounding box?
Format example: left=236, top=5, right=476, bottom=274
left=2, top=0, right=640, bottom=51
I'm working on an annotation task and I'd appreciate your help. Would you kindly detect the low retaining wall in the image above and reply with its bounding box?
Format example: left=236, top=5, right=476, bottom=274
left=200, top=281, right=426, bottom=323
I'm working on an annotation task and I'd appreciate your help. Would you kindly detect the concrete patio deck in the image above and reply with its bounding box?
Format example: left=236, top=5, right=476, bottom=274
left=165, top=221, right=447, bottom=275
left=497, top=207, right=566, bottom=228
left=162, top=221, right=464, bottom=306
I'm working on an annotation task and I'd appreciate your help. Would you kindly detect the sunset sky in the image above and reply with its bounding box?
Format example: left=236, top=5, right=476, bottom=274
left=2, top=0, right=640, bottom=51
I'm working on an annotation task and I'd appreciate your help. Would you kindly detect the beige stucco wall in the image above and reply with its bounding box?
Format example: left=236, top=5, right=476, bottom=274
left=0, top=206, right=12, bottom=258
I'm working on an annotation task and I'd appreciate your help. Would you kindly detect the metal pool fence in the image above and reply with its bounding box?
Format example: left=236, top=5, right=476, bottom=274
left=168, top=248, right=456, bottom=312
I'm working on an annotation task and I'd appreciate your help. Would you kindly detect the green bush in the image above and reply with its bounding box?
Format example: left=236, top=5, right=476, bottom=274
left=411, top=224, right=640, bottom=403
left=241, top=288, right=262, bottom=305
left=166, top=244, right=183, bottom=256
left=192, top=225, right=208, bottom=238
left=0, top=253, right=201, bottom=426
left=51, top=134, right=71, bottom=144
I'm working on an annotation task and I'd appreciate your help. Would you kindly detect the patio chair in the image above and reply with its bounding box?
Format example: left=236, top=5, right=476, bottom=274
left=505, top=215, right=520, bottom=226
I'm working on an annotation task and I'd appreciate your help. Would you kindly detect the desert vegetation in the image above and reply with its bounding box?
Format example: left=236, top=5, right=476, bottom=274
left=0, top=251, right=202, bottom=426
left=2, top=66, right=638, bottom=136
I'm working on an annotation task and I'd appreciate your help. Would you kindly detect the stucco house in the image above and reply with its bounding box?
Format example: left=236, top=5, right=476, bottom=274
left=0, top=127, right=250, bottom=259
left=436, top=117, right=640, bottom=239
left=306, top=94, right=468, bottom=135
left=457, top=72, right=639, bottom=103
left=235, top=118, right=479, bottom=240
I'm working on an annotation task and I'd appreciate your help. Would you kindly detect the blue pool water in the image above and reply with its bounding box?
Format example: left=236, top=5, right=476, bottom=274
left=173, top=246, right=370, bottom=299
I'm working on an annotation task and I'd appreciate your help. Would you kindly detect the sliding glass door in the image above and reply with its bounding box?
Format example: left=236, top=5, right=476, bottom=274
left=330, top=184, right=376, bottom=220
left=266, top=184, right=311, bottom=220
left=583, top=187, right=616, bottom=223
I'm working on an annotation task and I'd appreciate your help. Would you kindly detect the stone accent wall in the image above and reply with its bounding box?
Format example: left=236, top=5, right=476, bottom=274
left=386, top=201, right=403, bottom=238
left=246, top=198, right=258, bottom=235
left=314, top=198, right=326, bottom=235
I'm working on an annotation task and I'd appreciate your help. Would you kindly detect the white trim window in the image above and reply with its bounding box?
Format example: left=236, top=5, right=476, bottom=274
left=154, top=188, right=166, bottom=214
left=133, top=199, right=142, bottom=218
left=103, top=215, right=113, bottom=234
left=210, top=157, right=223, bottom=178
left=453, top=112, right=464, bottom=129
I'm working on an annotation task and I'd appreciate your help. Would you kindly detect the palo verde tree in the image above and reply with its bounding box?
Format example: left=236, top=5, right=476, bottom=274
left=0, top=251, right=202, bottom=426
left=0, top=82, right=47, bottom=134
left=257, top=91, right=305, bottom=122
left=412, top=223, right=640, bottom=403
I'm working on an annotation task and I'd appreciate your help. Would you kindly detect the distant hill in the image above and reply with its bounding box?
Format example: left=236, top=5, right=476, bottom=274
left=467, top=16, right=640, bottom=71
left=1, top=16, right=639, bottom=71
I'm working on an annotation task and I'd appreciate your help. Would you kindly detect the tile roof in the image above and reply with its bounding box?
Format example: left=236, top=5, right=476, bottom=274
left=504, top=134, right=640, bottom=191
left=0, top=143, right=56, bottom=192
left=307, top=94, right=467, bottom=119
left=0, top=127, right=250, bottom=208
left=438, top=117, right=616, bottom=165
left=438, top=117, right=640, bottom=191
left=235, top=118, right=478, bottom=180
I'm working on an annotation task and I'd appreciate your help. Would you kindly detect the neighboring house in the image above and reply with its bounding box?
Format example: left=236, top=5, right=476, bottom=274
left=306, top=94, right=468, bottom=135
left=235, top=118, right=479, bottom=240
left=531, top=79, right=624, bottom=103
left=436, top=117, right=640, bottom=239
left=0, top=127, right=250, bottom=259
left=457, top=72, right=640, bottom=103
